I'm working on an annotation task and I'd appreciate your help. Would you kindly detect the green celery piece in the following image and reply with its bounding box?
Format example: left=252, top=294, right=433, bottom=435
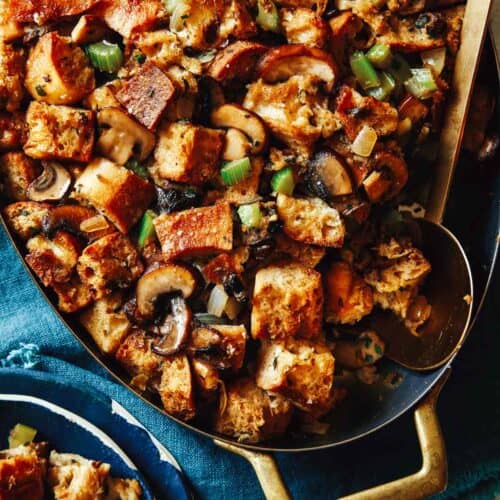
left=138, top=209, right=157, bottom=250
left=271, top=167, right=295, bottom=195
left=350, top=51, right=380, bottom=89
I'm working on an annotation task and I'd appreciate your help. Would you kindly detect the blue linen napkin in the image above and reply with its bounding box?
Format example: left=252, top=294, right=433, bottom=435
left=1, top=222, right=499, bottom=500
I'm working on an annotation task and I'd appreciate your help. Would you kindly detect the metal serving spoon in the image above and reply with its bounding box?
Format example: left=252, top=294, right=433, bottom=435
left=367, top=218, right=474, bottom=371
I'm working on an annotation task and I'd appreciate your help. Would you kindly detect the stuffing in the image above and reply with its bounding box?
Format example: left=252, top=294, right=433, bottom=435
left=0, top=42, right=25, bottom=112
left=7, top=0, right=101, bottom=24
left=154, top=202, right=233, bottom=261
left=51, top=277, right=93, bottom=313
left=280, top=7, right=329, bottom=49
left=332, top=330, right=385, bottom=369
left=0, top=1, right=23, bottom=42
left=3, top=201, right=51, bottom=241
left=214, top=377, right=292, bottom=443
left=0, top=111, right=26, bottom=151
left=25, top=32, right=95, bottom=105
left=105, top=477, right=142, bottom=500
left=150, top=121, right=225, bottom=186
left=115, top=61, right=175, bottom=130
left=82, top=81, right=122, bottom=111
left=24, top=102, right=95, bottom=162
left=251, top=262, right=323, bottom=340
left=115, top=329, right=163, bottom=390
left=364, top=239, right=431, bottom=293
left=218, top=156, right=264, bottom=205
left=256, top=338, right=335, bottom=414
left=202, top=247, right=249, bottom=285
left=47, top=451, right=110, bottom=500
left=274, top=233, right=326, bottom=268
left=243, top=75, right=340, bottom=155
left=335, top=85, right=399, bottom=141
left=218, top=0, right=257, bottom=42
left=79, top=292, right=132, bottom=354
left=158, top=354, right=196, bottom=420
left=72, top=158, right=155, bottom=233
left=25, top=231, right=81, bottom=287
left=276, top=194, right=345, bottom=247
left=77, top=233, right=144, bottom=299
left=0, top=152, right=40, bottom=201
left=324, top=261, right=373, bottom=324
left=277, top=0, right=328, bottom=15
left=191, top=358, right=221, bottom=395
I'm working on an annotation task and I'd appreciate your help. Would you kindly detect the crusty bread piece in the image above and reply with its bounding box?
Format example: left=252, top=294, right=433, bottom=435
left=251, top=262, right=323, bottom=340
left=0, top=111, right=26, bottom=151
left=79, top=292, right=131, bottom=355
left=158, top=354, right=196, bottom=421
left=256, top=338, right=335, bottom=415
left=274, top=233, right=325, bottom=268
left=219, top=156, right=264, bottom=205
left=105, top=477, right=142, bottom=500
left=150, top=121, right=224, bottom=186
left=51, top=277, right=93, bottom=314
left=77, top=233, right=143, bottom=300
left=0, top=41, right=25, bottom=112
left=0, top=152, right=39, bottom=201
left=218, top=0, right=257, bottom=41
left=154, top=202, right=233, bottom=261
left=72, top=158, right=155, bottom=234
left=24, top=102, right=95, bottom=162
left=214, top=378, right=292, bottom=443
left=3, top=201, right=51, bottom=241
left=280, top=7, right=328, bottom=48
left=276, top=194, right=345, bottom=248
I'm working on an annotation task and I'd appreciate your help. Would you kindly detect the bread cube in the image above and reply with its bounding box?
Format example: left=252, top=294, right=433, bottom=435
left=77, top=233, right=143, bottom=299
left=0, top=112, right=26, bottom=151
left=0, top=452, right=46, bottom=500
left=154, top=202, right=233, bottom=261
left=79, top=292, right=131, bottom=354
left=72, top=158, right=155, bottom=233
left=25, top=231, right=81, bottom=287
left=8, top=0, right=101, bottom=24
left=281, top=7, right=328, bottom=48
left=24, top=102, right=95, bottom=162
left=0, top=42, right=25, bottom=112
left=151, top=121, right=224, bottom=185
left=256, top=338, right=335, bottom=414
left=276, top=194, right=345, bottom=248
left=214, top=378, right=292, bottom=443
left=218, top=0, right=257, bottom=41
left=51, top=277, right=93, bottom=314
left=274, top=233, right=325, bottom=268
left=158, top=354, right=196, bottom=421
left=0, top=152, right=40, bottom=201
left=3, top=201, right=51, bottom=241
left=220, top=156, right=263, bottom=205
left=251, top=262, right=323, bottom=340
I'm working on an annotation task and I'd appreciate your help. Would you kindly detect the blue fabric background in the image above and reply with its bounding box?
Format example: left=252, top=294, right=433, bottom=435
left=0, top=221, right=498, bottom=499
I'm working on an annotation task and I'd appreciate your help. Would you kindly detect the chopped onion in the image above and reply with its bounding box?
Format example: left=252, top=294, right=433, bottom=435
left=351, top=125, right=377, bottom=157
left=80, top=215, right=109, bottom=233
left=207, top=285, right=229, bottom=318
left=420, top=47, right=446, bottom=76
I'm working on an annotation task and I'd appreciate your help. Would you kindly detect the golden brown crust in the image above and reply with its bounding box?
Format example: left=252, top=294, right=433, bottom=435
left=3, top=201, right=51, bottom=241
left=0, top=152, right=40, bottom=201
left=0, top=42, right=25, bottom=112
left=0, top=453, right=46, bottom=500
left=0, top=112, right=26, bottom=152
left=8, top=0, right=100, bottom=24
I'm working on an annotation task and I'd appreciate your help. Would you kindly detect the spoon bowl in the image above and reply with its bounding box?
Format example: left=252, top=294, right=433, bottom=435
left=368, top=218, right=474, bottom=371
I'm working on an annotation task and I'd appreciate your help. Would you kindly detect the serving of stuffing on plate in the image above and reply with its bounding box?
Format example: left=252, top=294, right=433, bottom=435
left=0, top=0, right=466, bottom=443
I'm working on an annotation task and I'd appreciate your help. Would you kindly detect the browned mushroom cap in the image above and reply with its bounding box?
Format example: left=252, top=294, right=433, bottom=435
left=151, top=296, right=192, bottom=356
left=211, top=104, right=267, bottom=154
left=27, top=162, right=71, bottom=202
left=256, top=44, right=339, bottom=92
left=222, top=128, right=253, bottom=161
left=136, top=264, right=198, bottom=318
left=187, top=326, right=232, bottom=370
left=96, top=108, right=155, bottom=165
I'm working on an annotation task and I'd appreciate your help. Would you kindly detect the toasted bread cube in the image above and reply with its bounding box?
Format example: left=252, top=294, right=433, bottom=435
left=0, top=452, right=46, bottom=500
left=115, top=329, right=163, bottom=390
left=0, top=42, right=25, bottom=112
left=151, top=121, right=224, bottom=186
left=25, top=32, right=95, bottom=105
left=281, top=7, right=328, bottom=48
left=3, top=201, right=51, bottom=241
left=325, top=261, right=374, bottom=325
left=77, top=233, right=143, bottom=299
left=154, top=202, right=233, bottom=261
left=82, top=81, right=122, bottom=111
left=105, top=477, right=142, bottom=500
left=72, top=158, right=155, bottom=233
left=115, top=61, right=175, bottom=130
left=51, top=277, right=93, bottom=313
left=8, top=0, right=101, bottom=24
left=218, top=0, right=257, bottom=41
left=221, top=156, right=264, bottom=205
left=251, top=262, right=323, bottom=340
left=48, top=451, right=110, bottom=500
left=25, top=231, right=81, bottom=287
left=79, top=292, right=131, bottom=354
left=202, top=247, right=248, bottom=285
left=24, top=102, right=95, bottom=162
left=0, top=152, right=40, bottom=201
left=274, top=233, right=325, bottom=268
left=256, top=338, right=334, bottom=414
left=215, top=378, right=292, bottom=443
left=276, top=194, right=345, bottom=248
left=158, top=354, right=196, bottom=421
left=0, top=112, right=26, bottom=151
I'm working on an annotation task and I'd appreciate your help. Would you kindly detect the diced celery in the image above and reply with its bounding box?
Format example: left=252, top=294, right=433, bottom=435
left=137, top=209, right=157, bottom=250
left=366, top=44, right=392, bottom=69
left=350, top=52, right=380, bottom=89
left=237, top=202, right=262, bottom=228
left=256, top=0, right=280, bottom=33
left=8, top=424, right=37, bottom=449
left=271, top=167, right=295, bottom=195
left=404, top=68, right=438, bottom=100
left=86, top=41, right=123, bottom=73
left=221, top=157, right=251, bottom=186
left=366, top=71, right=396, bottom=101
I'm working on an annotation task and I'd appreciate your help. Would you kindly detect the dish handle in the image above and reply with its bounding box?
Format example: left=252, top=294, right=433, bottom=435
left=214, top=369, right=450, bottom=500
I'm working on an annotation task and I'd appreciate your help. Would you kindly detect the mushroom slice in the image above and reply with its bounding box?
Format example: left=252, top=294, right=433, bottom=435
left=331, top=195, right=371, bottom=225
left=208, top=41, right=268, bottom=83
left=223, top=128, right=253, bottom=161
left=27, top=162, right=71, bottom=202
left=306, top=150, right=353, bottom=200
left=151, top=296, right=192, bottom=356
left=187, top=326, right=232, bottom=370
left=211, top=104, right=267, bottom=154
left=136, top=264, right=198, bottom=318
left=97, top=108, right=155, bottom=165
left=256, top=44, right=338, bottom=92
